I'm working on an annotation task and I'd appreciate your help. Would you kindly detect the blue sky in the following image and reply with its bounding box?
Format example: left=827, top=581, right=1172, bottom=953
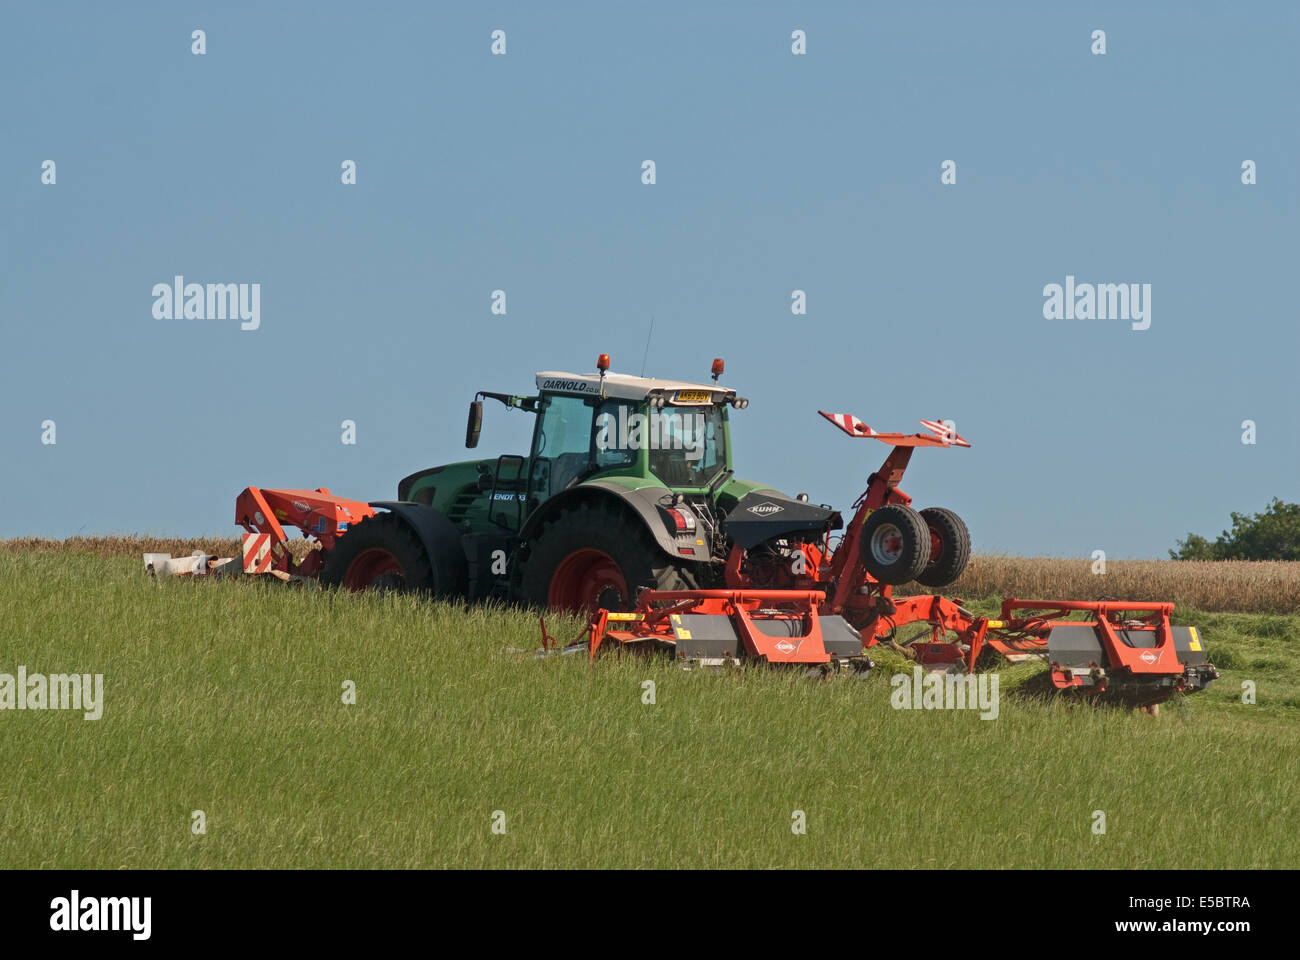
left=2, top=1, right=1296, bottom=557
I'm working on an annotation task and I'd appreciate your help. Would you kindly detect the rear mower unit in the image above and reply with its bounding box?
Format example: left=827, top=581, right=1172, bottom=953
left=588, top=590, right=1217, bottom=707
left=586, top=589, right=875, bottom=677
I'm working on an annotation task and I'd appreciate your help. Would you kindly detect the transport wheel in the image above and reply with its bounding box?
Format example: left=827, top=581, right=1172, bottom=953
left=520, top=500, right=693, bottom=613
left=320, top=513, right=435, bottom=592
left=915, top=507, right=971, bottom=587
left=859, top=504, right=930, bottom=585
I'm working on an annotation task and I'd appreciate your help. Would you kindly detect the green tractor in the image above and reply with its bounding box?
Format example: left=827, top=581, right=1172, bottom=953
left=317, top=355, right=846, bottom=611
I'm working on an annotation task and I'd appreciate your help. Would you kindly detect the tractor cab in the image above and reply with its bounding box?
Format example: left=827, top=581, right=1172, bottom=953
left=526, top=358, right=744, bottom=505
left=408, top=356, right=748, bottom=536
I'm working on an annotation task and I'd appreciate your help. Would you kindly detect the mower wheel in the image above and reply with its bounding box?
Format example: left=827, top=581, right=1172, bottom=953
left=320, top=512, right=436, bottom=593
left=915, top=507, right=971, bottom=587
left=860, top=504, right=931, bottom=585
left=520, top=499, right=694, bottom=613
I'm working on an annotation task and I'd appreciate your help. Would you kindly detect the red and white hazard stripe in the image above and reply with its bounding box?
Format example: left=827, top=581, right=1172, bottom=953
left=818, top=410, right=876, bottom=437
left=920, top=419, right=970, bottom=446
left=243, top=533, right=272, bottom=574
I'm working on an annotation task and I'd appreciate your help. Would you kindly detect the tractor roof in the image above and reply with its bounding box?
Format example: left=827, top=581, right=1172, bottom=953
left=535, top=370, right=737, bottom=404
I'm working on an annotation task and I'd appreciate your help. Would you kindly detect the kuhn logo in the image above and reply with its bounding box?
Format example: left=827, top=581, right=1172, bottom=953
left=774, top=640, right=797, bottom=654
left=747, top=501, right=784, bottom=516
left=1140, top=651, right=1159, bottom=665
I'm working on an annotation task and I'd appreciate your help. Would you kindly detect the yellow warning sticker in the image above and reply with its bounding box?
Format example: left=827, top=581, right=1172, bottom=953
left=606, top=612, right=644, bottom=622
left=1188, top=626, right=1201, bottom=651
left=675, top=628, right=693, bottom=640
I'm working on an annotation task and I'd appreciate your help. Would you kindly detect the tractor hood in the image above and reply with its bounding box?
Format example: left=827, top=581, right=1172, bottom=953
left=723, top=491, right=842, bottom=549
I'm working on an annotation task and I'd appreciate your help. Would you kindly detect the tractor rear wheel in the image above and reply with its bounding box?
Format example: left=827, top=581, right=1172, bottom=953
left=860, top=504, right=930, bottom=585
left=320, top=513, right=435, bottom=592
left=520, top=500, right=693, bottom=613
left=915, top=507, right=971, bottom=587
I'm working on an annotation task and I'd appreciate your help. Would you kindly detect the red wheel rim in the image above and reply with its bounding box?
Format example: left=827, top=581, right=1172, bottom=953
left=343, top=548, right=405, bottom=590
left=928, top=527, right=945, bottom=565
left=548, top=549, right=629, bottom=612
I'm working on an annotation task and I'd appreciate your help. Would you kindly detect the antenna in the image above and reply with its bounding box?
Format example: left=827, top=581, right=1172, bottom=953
left=639, top=316, right=655, bottom=377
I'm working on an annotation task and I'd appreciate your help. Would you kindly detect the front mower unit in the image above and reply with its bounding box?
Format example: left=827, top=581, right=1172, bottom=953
left=233, top=486, right=378, bottom=578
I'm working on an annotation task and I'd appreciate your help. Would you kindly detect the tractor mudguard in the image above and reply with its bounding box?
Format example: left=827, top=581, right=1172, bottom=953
left=517, top=481, right=711, bottom=563
left=368, top=501, right=469, bottom=597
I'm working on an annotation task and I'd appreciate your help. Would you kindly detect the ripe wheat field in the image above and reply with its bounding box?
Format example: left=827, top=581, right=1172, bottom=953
left=5, top=537, right=1297, bottom=613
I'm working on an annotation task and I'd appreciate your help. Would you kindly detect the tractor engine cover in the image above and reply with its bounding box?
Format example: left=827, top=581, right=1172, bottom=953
left=724, top=492, right=841, bottom=550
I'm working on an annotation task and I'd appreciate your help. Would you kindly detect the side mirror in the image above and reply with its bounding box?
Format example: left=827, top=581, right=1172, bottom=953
left=465, top=400, right=483, bottom=448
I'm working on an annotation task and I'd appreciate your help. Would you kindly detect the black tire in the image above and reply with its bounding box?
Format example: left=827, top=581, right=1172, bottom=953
left=519, top=498, right=694, bottom=612
left=915, top=507, right=971, bottom=588
left=860, top=504, right=931, bottom=585
left=320, top=513, right=436, bottom=592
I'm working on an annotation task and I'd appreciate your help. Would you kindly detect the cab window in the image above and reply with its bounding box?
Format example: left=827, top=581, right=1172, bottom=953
left=529, top=394, right=636, bottom=499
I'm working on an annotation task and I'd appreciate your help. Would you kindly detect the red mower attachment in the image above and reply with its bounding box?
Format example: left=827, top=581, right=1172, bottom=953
left=856, top=595, right=1218, bottom=706
left=234, top=486, right=376, bottom=578
left=145, top=486, right=374, bottom=582
left=585, top=589, right=1217, bottom=705
left=588, top=589, right=875, bottom=676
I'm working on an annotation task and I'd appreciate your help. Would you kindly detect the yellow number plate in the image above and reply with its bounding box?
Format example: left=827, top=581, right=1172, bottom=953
left=672, top=390, right=712, bottom=404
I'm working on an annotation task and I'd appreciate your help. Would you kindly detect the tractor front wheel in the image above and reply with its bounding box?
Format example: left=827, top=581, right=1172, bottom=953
left=320, top=513, right=435, bottom=592
left=520, top=500, right=693, bottom=613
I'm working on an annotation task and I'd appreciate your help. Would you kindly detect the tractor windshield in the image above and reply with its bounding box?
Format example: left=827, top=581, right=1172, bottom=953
left=529, top=394, right=636, bottom=499
left=646, top=403, right=725, bottom=488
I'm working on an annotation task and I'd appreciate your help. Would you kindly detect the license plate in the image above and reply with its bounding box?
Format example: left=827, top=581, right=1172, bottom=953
left=672, top=390, right=711, bottom=404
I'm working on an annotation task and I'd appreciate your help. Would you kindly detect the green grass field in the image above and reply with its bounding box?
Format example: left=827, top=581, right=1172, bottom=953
left=1, top=551, right=1296, bottom=869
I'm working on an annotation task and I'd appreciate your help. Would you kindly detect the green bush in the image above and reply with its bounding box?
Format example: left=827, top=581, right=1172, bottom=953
left=1171, top=498, right=1300, bottom=561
